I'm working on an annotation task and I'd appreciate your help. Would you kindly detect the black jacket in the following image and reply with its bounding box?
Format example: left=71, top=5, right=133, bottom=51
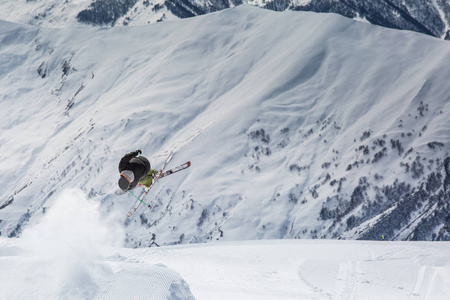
left=118, top=151, right=151, bottom=190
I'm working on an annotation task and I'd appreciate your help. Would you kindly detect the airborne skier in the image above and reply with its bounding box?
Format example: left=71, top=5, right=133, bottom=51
left=118, top=149, right=158, bottom=192
left=117, top=150, right=191, bottom=217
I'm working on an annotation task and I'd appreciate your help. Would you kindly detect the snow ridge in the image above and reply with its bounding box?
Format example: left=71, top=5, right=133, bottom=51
left=0, top=0, right=449, bottom=39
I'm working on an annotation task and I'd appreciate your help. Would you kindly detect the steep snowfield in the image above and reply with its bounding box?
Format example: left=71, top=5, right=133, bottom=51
left=1, top=5, right=450, bottom=246
left=1, top=189, right=450, bottom=299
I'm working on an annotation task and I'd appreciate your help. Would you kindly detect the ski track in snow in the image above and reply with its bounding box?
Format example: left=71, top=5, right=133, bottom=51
left=100, top=239, right=450, bottom=300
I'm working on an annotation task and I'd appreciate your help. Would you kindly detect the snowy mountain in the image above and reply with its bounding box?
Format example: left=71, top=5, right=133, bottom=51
left=1, top=5, right=450, bottom=249
left=0, top=0, right=449, bottom=40
left=263, top=0, right=450, bottom=40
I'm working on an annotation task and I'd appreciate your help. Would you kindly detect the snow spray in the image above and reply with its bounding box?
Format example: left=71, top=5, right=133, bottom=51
left=10, top=189, right=124, bottom=299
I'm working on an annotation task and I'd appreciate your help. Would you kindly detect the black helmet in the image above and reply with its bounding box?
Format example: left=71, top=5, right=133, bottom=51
left=118, top=170, right=134, bottom=190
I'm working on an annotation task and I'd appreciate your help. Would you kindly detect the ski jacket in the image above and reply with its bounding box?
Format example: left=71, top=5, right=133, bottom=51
left=118, top=150, right=151, bottom=190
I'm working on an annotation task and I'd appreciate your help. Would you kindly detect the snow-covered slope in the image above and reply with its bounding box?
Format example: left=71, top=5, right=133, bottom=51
left=3, top=238, right=450, bottom=300
left=0, top=0, right=180, bottom=28
left=1, top=189, right=450, bottom=299
left=1, top=6, right=450, bottom=247
left=0, top=190, right=195, bottom=300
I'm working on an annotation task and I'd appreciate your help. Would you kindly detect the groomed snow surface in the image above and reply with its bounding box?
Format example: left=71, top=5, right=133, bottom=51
left=0, top=189, right=450, bottom=299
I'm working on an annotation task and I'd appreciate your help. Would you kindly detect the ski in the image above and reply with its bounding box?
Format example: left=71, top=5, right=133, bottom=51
left=126, top=188, right=150, bottom=217
left=126, top=151, right=173, bottom=218
left=160, top=161, right=191, bottom=179
left=116, top=161, right=191, bottom=196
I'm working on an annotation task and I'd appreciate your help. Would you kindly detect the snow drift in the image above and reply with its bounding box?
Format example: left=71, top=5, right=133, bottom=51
left=0, top=189, right=194, bottom=299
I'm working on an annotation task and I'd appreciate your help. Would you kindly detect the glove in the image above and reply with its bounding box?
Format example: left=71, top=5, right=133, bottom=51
left=136, top=149, right=142, bottom=155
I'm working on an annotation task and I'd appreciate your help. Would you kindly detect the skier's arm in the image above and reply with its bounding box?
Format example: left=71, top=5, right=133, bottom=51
left=118, top=150, right=140, bottom=171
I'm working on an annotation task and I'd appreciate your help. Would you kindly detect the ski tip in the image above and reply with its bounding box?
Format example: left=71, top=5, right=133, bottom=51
left=187, top=161, right=191, bottom=167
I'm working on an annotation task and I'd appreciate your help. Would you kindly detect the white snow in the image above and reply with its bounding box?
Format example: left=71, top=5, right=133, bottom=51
left=1, top=189, right=450, bottom=299
left=0, top=0, right=93, bottom=28
left=0, top=189, right=194, bottom=299
left=0, top=3, right=449, bottom=241
left=1, top=4, right=450, bottom=299
left=114, top=239, right=450, bottom=300
left=0, top=0, right=181, bottom=28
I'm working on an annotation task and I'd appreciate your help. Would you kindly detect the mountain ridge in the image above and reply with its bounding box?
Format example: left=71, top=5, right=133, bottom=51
left=0, top=0, right=449, bottom=40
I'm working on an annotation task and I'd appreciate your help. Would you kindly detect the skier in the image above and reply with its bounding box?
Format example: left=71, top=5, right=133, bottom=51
left=118, top=149, right=158, bottom=192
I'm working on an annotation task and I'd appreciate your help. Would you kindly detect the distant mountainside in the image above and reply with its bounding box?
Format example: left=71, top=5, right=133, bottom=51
left=263, top=0, right=450, bottom=40
left=1, top=6, right=450, bottom=247
left=0, top=0, right=449, bottom=40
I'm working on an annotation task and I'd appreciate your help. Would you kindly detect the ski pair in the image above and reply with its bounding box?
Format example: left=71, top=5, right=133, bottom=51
left=126, top=151, right=173, bottom=218
left=159, top=161, right=191, bottom=179
left=134, top=161, right=191, bottom=189
left=126, top=152, right=191, bottom=217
